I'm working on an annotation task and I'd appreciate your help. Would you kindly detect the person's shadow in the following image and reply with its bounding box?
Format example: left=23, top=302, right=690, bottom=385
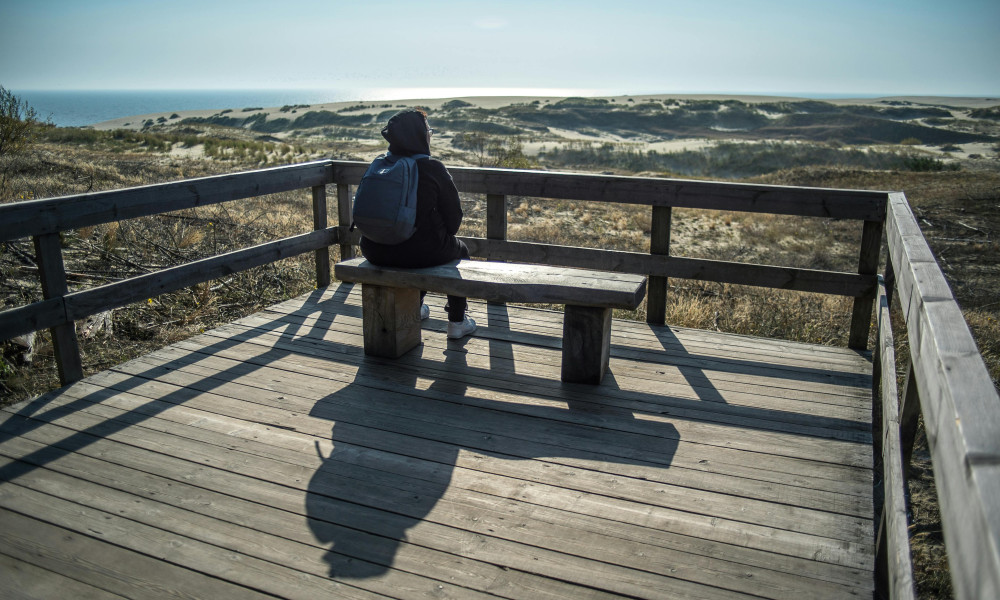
left=305, top=303, right=680, bottom=579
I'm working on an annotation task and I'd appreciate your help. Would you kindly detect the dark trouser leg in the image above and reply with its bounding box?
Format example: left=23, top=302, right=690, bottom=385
left=445, top=242, right=470, bottom=322
left=446, top=296, right=467, bottom=322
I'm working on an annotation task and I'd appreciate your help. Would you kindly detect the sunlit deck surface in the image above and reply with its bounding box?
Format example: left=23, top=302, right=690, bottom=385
left=0, top=283, right=875, bottom=599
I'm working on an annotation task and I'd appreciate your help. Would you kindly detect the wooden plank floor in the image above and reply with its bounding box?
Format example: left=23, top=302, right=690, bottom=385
left=0, top=283, right=875, bottom=599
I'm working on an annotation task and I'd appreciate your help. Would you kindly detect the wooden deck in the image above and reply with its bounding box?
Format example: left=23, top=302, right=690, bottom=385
left=0, top=282, right=875, bottom=599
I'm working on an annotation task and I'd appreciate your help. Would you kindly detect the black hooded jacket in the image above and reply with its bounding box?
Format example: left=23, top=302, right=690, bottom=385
left=359, top=110, right=466, bottom=268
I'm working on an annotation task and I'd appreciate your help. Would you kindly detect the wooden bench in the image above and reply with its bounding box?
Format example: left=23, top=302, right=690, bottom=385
left=334, top=258, right=648, bottom=384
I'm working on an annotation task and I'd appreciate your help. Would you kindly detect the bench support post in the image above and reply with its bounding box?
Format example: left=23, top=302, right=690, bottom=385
left=561, top=305, right=612, bottom=384
left=361, top=284, right=422, bottom=358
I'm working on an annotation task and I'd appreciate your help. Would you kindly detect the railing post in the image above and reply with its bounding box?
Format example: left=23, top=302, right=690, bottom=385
left=32, top=233, right=83, bottom=385
left=849, top=219, right=883, bottom=349
left=486, top=194, right=507, bottom=305
left=337, top=183, right=355, bottom=261
left=646, top=205, right=671, bottom=325
left=486, top=194, right=507, bottom=244
left=312, top=184, right=330, bottom=288
left=899, top=363, right=921, bottom=471
left=873, top=273, right=918, bottom=600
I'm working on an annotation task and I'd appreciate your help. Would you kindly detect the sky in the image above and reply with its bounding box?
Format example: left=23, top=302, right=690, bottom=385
left=2, top=0, right=998, bottom=98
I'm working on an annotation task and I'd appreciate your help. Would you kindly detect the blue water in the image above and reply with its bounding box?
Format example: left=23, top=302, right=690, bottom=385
left=13, top=89, right=355, bottom=127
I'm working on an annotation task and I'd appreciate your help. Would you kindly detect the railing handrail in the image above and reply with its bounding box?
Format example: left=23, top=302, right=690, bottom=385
left=331, top=160, right=889, bottom=219
left=880, top=192, right=1000, bottom=600
left=0, top=160, right=333, bottom=242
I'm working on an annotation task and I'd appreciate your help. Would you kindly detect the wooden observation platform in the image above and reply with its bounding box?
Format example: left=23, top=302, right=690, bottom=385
left=1, top=161, right=997, bottom=599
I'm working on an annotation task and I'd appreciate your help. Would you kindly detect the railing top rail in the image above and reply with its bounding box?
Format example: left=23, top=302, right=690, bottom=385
left=885, top=191, right=1000, bottom=599
left=0, top=160, right=333, bottom=242
left=331, top=160, right=889, bottom=220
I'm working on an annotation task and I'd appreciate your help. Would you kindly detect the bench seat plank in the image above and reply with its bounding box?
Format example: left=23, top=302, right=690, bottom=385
left=335, top=258, right=647, bottom=309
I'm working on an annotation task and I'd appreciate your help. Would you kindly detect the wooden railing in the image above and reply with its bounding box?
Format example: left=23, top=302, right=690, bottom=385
left=0, top=161, right=336, bottom=384
left=331, top=160, right=885, bottom=344
left=873, top=193, right=1000, bottom=599
left=1, top=159, right=997, bottom=598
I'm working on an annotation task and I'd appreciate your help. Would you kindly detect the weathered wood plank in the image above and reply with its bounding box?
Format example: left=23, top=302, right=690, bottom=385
left=561, top=305, right=611, bottom=384
left=214, top=301, right=872, bottom=438
left=3, top=229, right=340, bottom=341
left=49, top=367, right=871, bottom=523
left=0, top=507, right=275, bottom=600
left=848, top=219, right=883, bottom=349
left=886, top=191, right=1000, bottom=600
left=64, top=228, right=339, bottom=323
left=0, top=426, right=812, bottom=599
left=336, top=183, right=355, bottom=260
left=0, top=281, right=878, bottom=598
left=336, top=257, right=648, bottom=309
left=33, top=233, right=83, bottom=385
left=109, top=347, right=873, bottom=505
left=873, top=278, right=917, bottom=600
left=1, top=391, right=872, bottom=570
left=2, top=402, right=834, bottom=597
left=263, top=287, right=873, bottom=401
left=361, top=284, right=421, bottom=358
left=0, top=161, right=333, bottom=242
left=330, top=161, right=887, bottom=220
left=187, top=316, right=874, bottom=467
left=646, top=205, right=672, bottom=325
left=0, top=552, right=124, bottom=600
left=460, top=237, right=875, bottom=298
left=312, top=184, right=330, bottom=287
left=487, top=193, right=507, bottom=241
left=0, top=297, right=64, bottom=345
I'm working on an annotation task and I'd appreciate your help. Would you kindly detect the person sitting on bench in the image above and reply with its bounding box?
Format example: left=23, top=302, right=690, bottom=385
left=359, top=109, right=476, bottom=339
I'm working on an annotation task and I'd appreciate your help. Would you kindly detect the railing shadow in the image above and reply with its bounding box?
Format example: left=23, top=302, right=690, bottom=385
left=0, top=286, right=352, bottom=483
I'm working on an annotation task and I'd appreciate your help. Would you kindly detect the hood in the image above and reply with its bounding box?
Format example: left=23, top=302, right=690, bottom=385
left=380, top=109, right=431, bottom=157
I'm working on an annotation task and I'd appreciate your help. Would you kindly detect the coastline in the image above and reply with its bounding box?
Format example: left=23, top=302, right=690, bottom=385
left=89, top=93, right=1000, bottom=131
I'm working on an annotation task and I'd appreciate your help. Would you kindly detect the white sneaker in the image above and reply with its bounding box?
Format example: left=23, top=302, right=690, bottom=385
left=420, top=304, right=430, bottom=320
left=447, top=317, right=477, bottom=339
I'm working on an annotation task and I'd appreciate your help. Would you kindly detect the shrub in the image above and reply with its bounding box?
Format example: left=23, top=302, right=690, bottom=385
left=900, top=137, right=922, bottom=145
left=902, top=155, right=959, bottom=172
left=0, top=85, right=45, bottom=187
left=441, top=99, right=473, bottom=110
left=969, top=106, right=1000, bottom=120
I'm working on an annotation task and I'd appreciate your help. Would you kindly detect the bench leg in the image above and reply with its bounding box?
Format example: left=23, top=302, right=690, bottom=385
left=361, top=284, right=422, bottom=358
left=561, top=305, right=612, bottom=384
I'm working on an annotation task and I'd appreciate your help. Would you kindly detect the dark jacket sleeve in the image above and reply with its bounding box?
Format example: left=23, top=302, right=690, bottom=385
left=428, top=160, right=462, bottom=235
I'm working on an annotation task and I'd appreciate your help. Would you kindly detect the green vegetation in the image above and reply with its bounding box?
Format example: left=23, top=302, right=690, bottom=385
left=970, top=106, right=1000, bottom=120
left=0, top=85, right=45, bottom=190
left=539, top=141, right=957, bottom=178
left=452, top=133, right=532, bottom=168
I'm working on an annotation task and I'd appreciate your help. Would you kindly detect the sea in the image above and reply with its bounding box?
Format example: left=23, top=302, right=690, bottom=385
left=12, top=89, right=357, bottom=128
left=12, top=87, right=603, bottom=128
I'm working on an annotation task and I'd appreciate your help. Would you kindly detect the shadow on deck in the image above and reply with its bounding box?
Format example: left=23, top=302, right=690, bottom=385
left=0, top=283, right=874, bottom=599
